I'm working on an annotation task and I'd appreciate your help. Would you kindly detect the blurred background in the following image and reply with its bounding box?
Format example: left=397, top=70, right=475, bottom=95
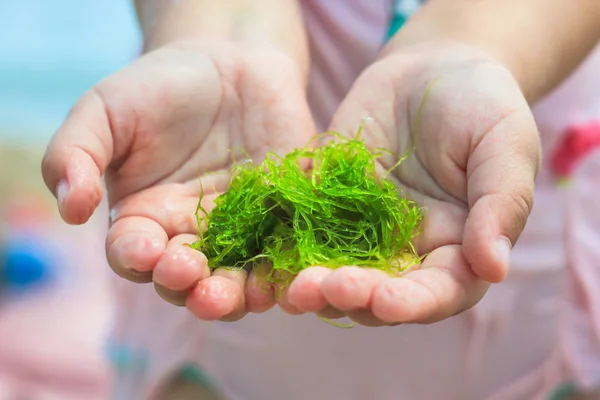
left=0, top=1, right=141, bottom=398
left=0, top=0, right=140, bottom=142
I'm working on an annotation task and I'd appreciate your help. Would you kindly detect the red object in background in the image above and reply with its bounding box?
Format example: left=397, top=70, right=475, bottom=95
left=550, top=121, right=600, bottom=180
left=1, top=192, right=53, bottom=232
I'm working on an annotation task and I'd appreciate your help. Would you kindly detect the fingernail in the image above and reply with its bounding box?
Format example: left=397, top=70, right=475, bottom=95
left=56, top=179, right=70, bottom=207
left=109, top=207, right=119, bottom=226
left=111, top=233, right=165, bottom=272
left=494, top=237, right=512, bottom=268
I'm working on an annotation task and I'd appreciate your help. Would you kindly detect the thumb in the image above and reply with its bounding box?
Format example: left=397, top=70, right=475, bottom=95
left=463, top=109, right=541, bottom=283
left=41, top=88, right=114, bottom=225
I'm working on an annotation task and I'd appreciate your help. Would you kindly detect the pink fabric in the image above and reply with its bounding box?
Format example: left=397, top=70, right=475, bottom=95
left=544, top=47, right=600, bottom=393
left=0, top=197, right=113, bottom=400
left=108, top=2, right=600, bottom=399
left=304, top=0, right=392, bottom=132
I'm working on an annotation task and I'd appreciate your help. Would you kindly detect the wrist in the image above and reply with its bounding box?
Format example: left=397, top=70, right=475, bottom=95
left=382, top=30, right=537, bottom=104
left=135, top=0, right=309, bottom=80
left=163, top=38, right=310, bottom=92
left=382, top=0, right=600, bottom=104
left=382, top=41, right=541, bottom=105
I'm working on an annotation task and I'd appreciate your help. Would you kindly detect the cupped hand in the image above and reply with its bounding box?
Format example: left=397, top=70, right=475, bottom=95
left=284, top=43, right=541, bottom=326
left=42, top=40, right=315, bottom=321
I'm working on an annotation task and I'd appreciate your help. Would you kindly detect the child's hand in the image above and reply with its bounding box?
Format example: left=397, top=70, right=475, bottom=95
left=284, top=43, right=540, bottom=326
left=42, top=40, right=315, bottom=321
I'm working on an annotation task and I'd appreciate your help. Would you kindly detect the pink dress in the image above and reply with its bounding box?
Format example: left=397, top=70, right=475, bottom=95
left=109, top=1, right=600, bottom=399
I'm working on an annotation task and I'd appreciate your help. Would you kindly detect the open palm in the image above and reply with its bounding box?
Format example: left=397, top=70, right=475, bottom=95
left=42, top=40, right=315, bottom=321
left=285, top=44, right=541, bottom=326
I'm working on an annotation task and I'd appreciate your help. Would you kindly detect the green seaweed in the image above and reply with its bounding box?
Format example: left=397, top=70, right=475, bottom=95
left=190, top=128, right=424, bottom=282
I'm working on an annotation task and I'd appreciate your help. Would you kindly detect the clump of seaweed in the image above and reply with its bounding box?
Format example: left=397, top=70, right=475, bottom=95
left=190, top=128, right=424, bottom=282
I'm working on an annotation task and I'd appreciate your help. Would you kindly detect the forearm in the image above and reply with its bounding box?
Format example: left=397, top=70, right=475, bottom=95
left=134, top=0, right=309, bottom=77
left=384, top=0, right=600, bottom=103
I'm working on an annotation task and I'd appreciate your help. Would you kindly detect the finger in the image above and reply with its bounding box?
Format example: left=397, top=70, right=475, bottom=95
left=464, top=109, right=540, bottom=282
left=321, top=267, right=389, bottom=312
left=211, top=268, right=248, bottom=321
left=110, top=183, right=202, bottom=237
left=245, top=264, right=276, bottom=313
left=152, top=234, right=210, bottom=306
left=346, top=310, right=388, bottom=327
left=286, top=267, right=333, bottom=312
left=371, top=245, right=489, bottom=324
left=316, top=306, right=346, bottom=320
left=273, top=270, right=304, bottom=315
left=277, top=286, right=305, bottom=315
left=109, top=181, right=214, bottom=238
left=41, top=89, right=114, bottom=224
left=105, top=178, right=222, bottom=284
left=186, top=268, right=247, bottom=321
left=106, top=216, right=168, bottom=283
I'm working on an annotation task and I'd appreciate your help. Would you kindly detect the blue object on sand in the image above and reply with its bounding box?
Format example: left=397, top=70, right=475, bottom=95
left=0, top=235, right=55, bottom=292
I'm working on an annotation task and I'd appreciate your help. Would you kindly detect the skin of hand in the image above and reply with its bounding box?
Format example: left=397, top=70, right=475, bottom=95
left=282, top=42, right=541, bottom=326
left=41, top=39, right=315, bottom=321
